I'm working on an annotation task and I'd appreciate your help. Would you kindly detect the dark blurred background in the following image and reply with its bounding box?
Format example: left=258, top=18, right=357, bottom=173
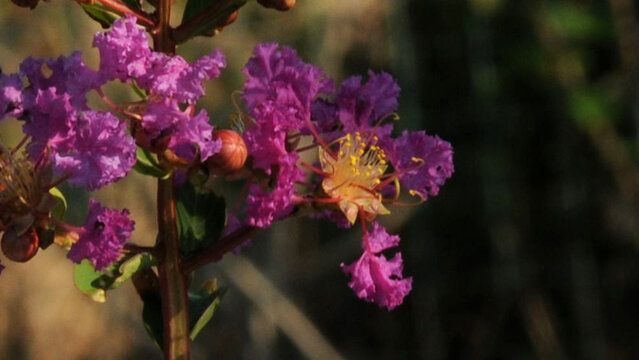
left=2, top=0, right=639, bottom=359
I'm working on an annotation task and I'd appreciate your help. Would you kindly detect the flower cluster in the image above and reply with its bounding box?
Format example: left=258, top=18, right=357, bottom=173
left=232, top=43, right=454, bottom=309
left=0, top=15, right=226, bottom=271
left=1, top=16, right=454, bottom=312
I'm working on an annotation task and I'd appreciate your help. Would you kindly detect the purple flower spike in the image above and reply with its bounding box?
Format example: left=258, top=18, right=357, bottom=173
left=341, top=222, right=412, bottom=310
left=53, top=111, right=136, bottom=191
left=0, top=72, right=23, bottom=121
left=93, top=15, right=151, bottom=82
left=390, top=130, right=454, bottom=200
left=68, top=199, right=135, bottom=270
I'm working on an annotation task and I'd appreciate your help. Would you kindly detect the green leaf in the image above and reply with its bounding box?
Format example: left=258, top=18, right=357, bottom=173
left=73, top=253, right=158, bottom=302
left=74, top=260, right=108, bottom=303
left=48, top=187, right=67, bottom=221
left=134, top=147, right=169, bottom=179
left=81, top=3, right=120, bottom=28
left=176, top=181, right=226, bottom=259
left=189, top=282, right=226, bottom=340
left=113, top=253, right=158, bottom=288
left=177, top=0, right=247, bottom=42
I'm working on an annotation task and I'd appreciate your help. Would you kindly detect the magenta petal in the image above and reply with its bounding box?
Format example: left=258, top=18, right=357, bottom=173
left=52, top=111, right=136, bottom=191
left=67, top=199, right=135, bottom=270
left=341, top=251, right=412, bottom=311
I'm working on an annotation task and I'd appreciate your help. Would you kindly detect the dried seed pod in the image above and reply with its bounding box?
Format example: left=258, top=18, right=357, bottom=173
left=208, top=130, right=248, bottom=175
left=2, top=226, right=39, bottom=262
left=257, top=0, right=296, bottom=11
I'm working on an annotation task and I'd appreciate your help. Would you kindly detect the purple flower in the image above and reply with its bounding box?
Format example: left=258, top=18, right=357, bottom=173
left=0, top=72, right=23, bottom=121
left=135, top=50, right=225, bottom=103
left=22, top=88, right=77, bottom=160
left=242, top=104, right=292, bottom=172
left=93, top=15, right=152, bottom=82
left=20, top=52, right=101, bottom=108
left=142, top=99, right=221, bottom=162
left=335, top=71, right=400, bottom=138
left=95, top=16, right=226, bottom=104
left=242, top=43, right=332, bottom=131
left=136, top=52, right=189, bottom=97
left=128, top=49, right=226, bottom=104
left=245, top=153, right=305, bottom=227
left=168, top=109, right=221, bottom=162
left=389, top=130, right=454, bottom=200
left=176, top=50, right=226, bottom=103
left=341, top=222, right=412, bottom=310
left=68, top=199, right=135, bottom=270
left=52, top=111, right=136, bottom=191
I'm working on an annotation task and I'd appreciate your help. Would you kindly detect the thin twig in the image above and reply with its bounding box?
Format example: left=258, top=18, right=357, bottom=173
left=182, top=225, right=260, bottom=273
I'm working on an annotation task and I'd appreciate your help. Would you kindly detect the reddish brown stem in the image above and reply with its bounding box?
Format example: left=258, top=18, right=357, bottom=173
left=156, top=176, right=190, bottom=360
left=93, top=0, right=156, bottom=28
left=182, top=225, right=260, bottom=273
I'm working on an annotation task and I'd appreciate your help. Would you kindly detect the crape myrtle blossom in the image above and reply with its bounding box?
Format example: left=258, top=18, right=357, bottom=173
left=0, top=15, right=225, bottom=193
left=341, top=222, right=412, bottom=311
left=0, top=15, right=228, bottom=272
left=235, top=43, right=454, bottom=309
left=95, top=15, right=226, bottom=162
left=67, top=199, right=135, bottom=271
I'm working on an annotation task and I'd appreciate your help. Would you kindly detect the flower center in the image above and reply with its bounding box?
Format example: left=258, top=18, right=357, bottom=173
left=319, top=132, right=390, bottom=224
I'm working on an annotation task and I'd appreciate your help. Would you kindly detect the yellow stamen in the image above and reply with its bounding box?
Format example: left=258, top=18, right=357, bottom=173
left=319, top=132, right=390, bottom=224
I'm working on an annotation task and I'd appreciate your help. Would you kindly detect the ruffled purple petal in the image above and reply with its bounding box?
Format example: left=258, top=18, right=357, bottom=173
left=176, top=50, right=226, bottom=103
left=142, top=99, right=220, bottom=162
left=22, top=88, right=77, bottom=160
left=366, top=221, right=400, bottom=253
left=168, top=109, right=221, bottom=162
left=245, top=153, right=304, bottom=227
left=341, top=222, right=412, bottom=310
left=93, top=14, right=151, bottom=82
left=0, top=72, right=23, bottom=121
left=52, top=111, right=136, bottom=191
left=336, top=71, right=400, bottom=138
left=389, top=130, right=454, bottom=200
left=341, top=251, right=412, bottom=311
left=67, top=199, right=135, bottom=270
left=242, top=43, right=333, bottom=129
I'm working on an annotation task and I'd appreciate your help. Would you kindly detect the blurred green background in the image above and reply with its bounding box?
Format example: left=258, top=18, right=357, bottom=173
left=2, top=0, right=639, bottom=359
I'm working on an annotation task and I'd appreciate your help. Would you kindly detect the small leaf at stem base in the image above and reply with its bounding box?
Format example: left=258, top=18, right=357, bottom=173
left=73, top=253, right=158, bottom=302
